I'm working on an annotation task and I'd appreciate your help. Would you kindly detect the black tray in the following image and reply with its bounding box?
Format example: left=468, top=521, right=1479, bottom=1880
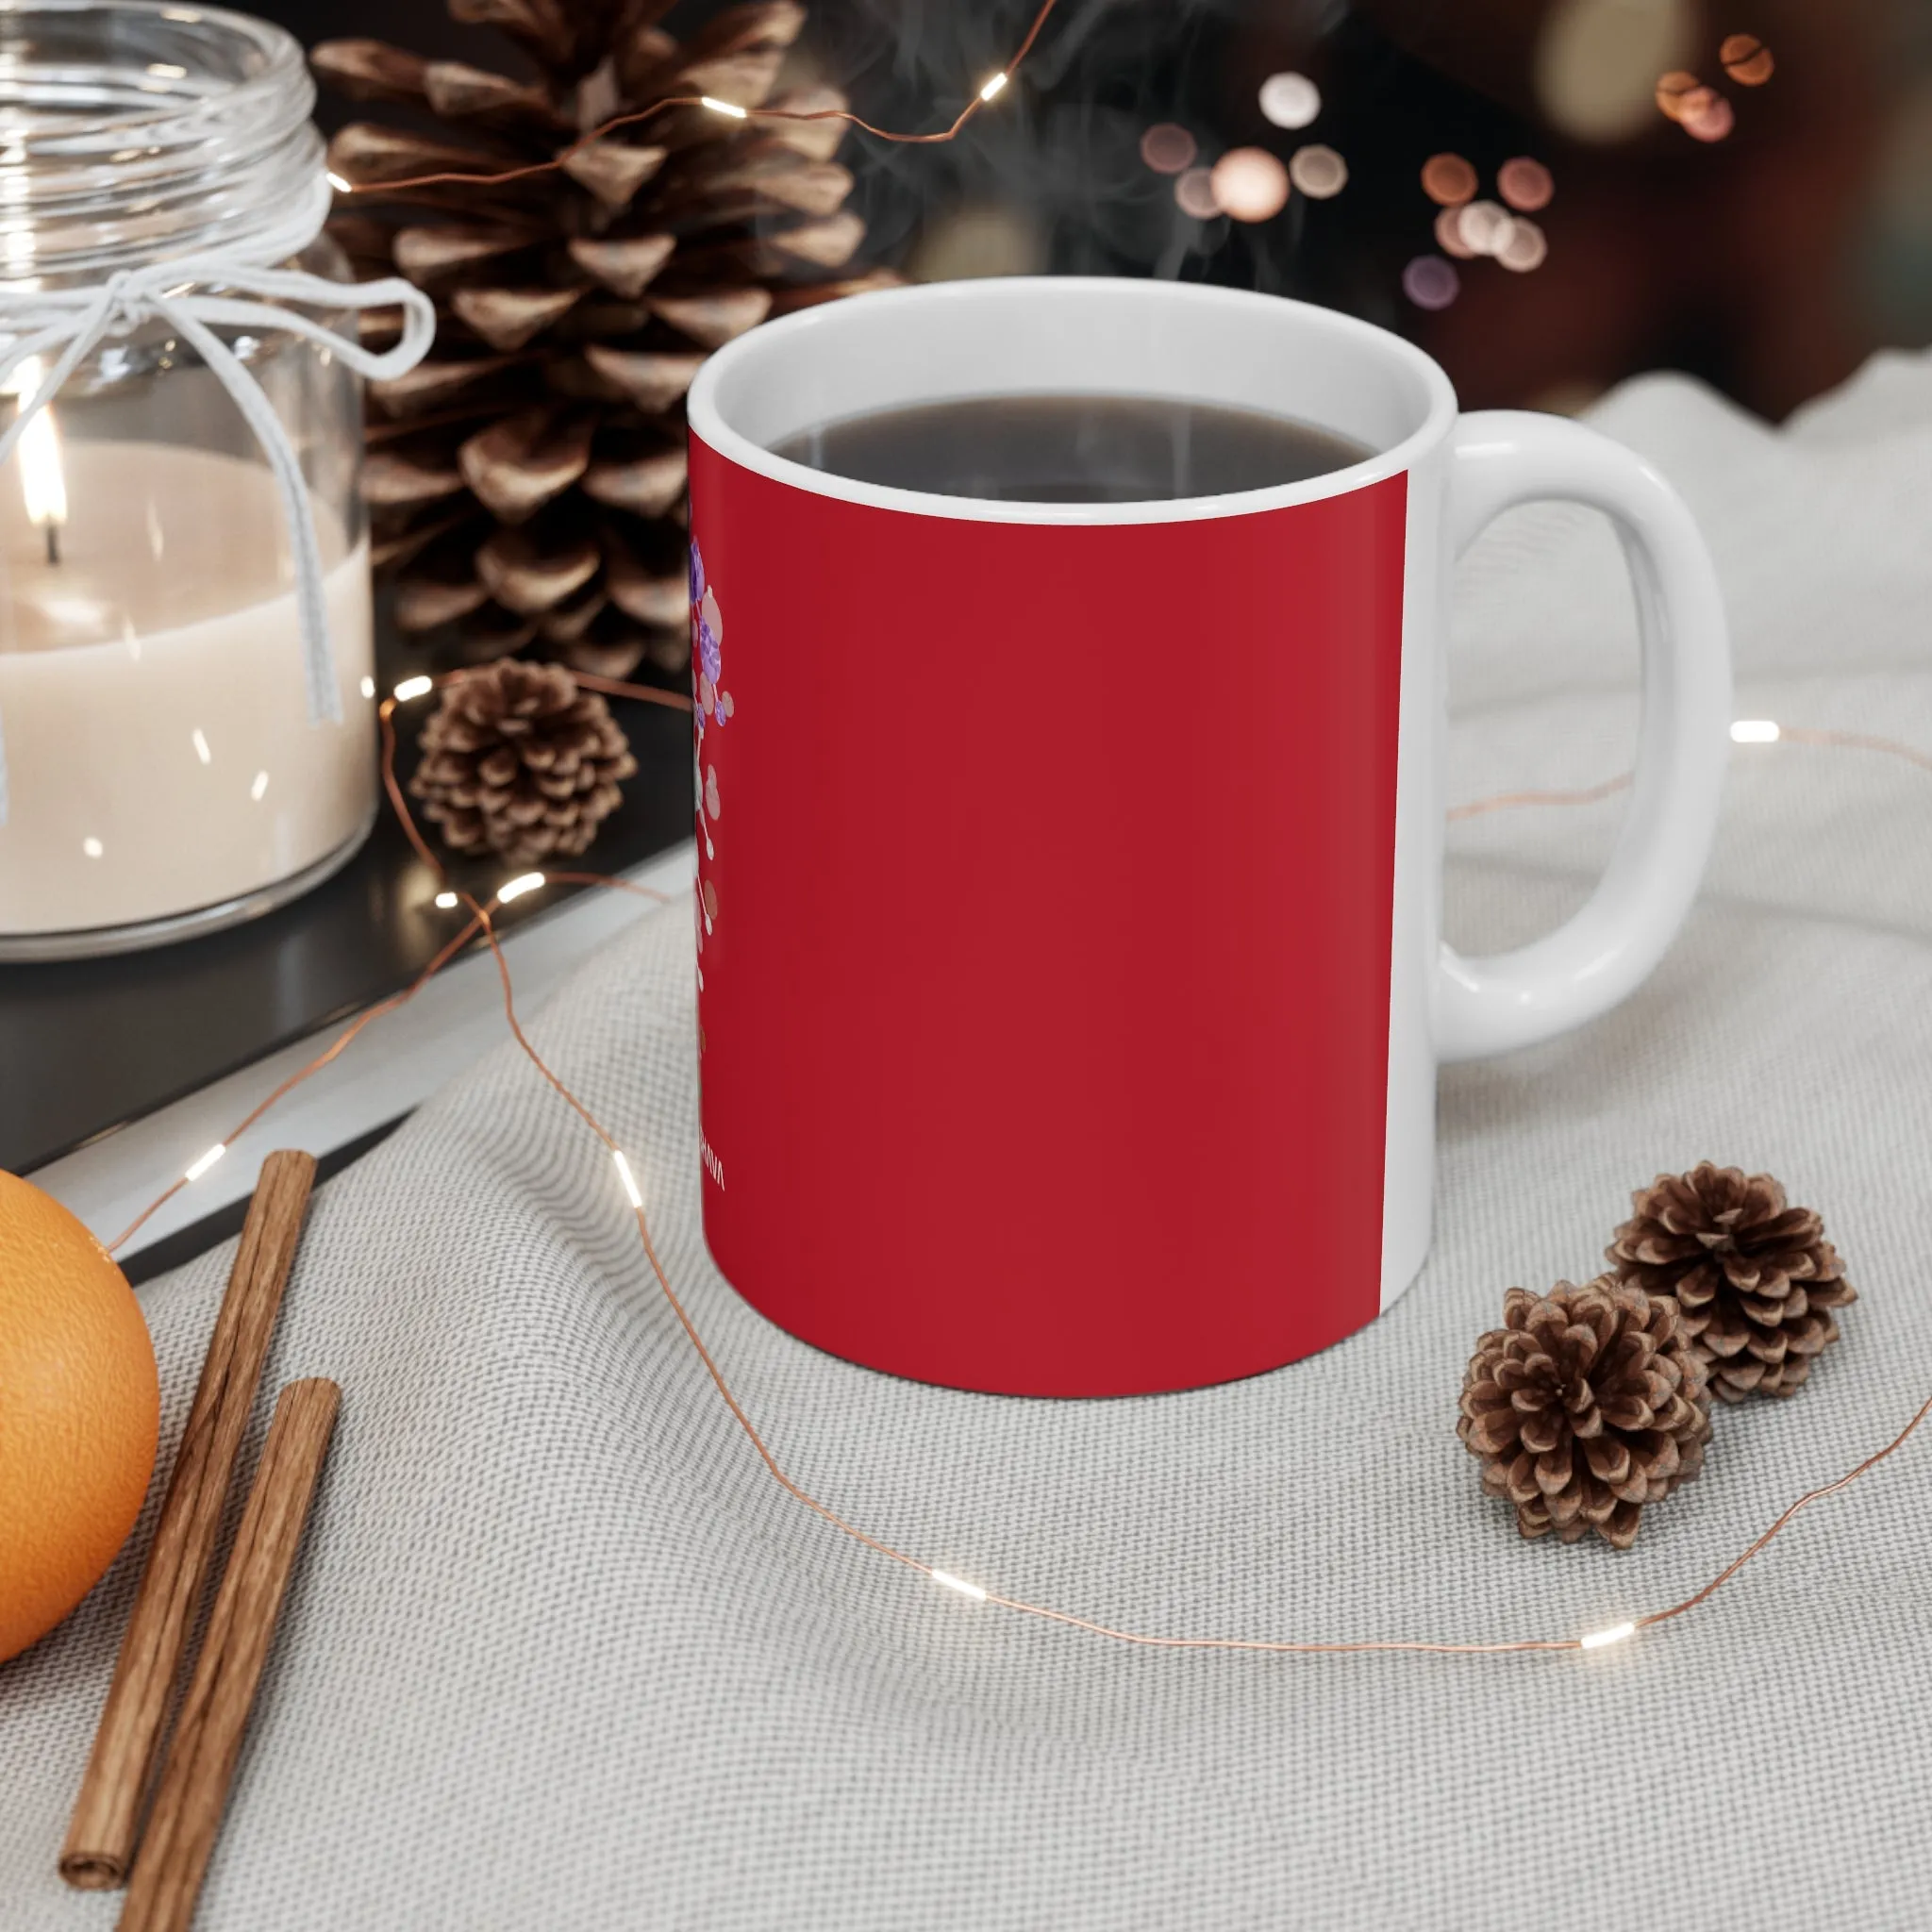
left=0, top=692, right=692, bottom=1177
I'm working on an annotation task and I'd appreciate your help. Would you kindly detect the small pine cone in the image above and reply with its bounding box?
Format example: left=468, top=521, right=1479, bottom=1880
left=1458, top=1278, right=1712, bottom=1549
left=1607, top=1163, right=1857, bottom=1403
left=408, top=660, right=638, bottom=866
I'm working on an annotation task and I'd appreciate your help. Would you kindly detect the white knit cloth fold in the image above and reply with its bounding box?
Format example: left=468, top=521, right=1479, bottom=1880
left=5, top=352, right=1932, bottom=1930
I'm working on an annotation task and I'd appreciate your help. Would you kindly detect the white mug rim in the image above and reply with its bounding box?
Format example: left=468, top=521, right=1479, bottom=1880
left=687, top=275, right=1460, bottom=527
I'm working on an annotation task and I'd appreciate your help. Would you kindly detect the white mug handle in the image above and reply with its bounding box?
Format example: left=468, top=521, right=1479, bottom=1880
left=1436, top=410, right=1732, bottom=1062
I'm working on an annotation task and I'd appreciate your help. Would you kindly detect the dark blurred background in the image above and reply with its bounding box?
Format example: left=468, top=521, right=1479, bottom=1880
left=275, top=0, right=1932, bottom=423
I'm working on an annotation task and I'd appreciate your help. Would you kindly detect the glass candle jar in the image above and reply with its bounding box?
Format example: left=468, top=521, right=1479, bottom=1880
left=0, top=1, right=377, bottom=958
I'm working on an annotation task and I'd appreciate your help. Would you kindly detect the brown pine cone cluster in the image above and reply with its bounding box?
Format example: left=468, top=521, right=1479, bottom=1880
left=408, top=660, right=637, bottom=864
left=1607, top=1162, right=1857, bottom=1402
left=1458, top=1279, right=1712, bottom=1549
left=314, top=0, right=893, bottom=678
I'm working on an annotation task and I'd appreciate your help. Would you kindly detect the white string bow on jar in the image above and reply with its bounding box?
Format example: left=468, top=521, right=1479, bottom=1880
left=0, top=176, right=436, bottom=824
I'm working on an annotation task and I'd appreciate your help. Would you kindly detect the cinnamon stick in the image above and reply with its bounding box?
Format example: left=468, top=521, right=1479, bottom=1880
left=61, top=1150, right=317, bottom=1890
left=118, top=1380, right=341, bottom=1932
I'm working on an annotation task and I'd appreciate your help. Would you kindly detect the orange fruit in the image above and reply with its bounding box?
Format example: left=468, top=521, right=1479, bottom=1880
left=0, top=1172, right=158, bottom=1664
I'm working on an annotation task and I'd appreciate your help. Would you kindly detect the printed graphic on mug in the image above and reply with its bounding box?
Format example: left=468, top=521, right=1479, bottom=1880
left=691, top=534, right=734, bottom=1063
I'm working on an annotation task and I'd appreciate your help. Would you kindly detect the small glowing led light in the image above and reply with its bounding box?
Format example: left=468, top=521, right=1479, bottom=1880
left=496, top=871, right=546, bottom=904
left=1731, top=719, right=1781, bottom=743
left=930, top=1569, right=989, bottom=1602
left=326, top=170, right=353, bottom=194
left=393, top=675, right=434, bottom=702
left=192, top=726, right=211, bottom=765
left=434, top=890, right=459, bottom=909
left=978, top=71, right=1008, bottom=102
left=700, top=95, right=748, bottom=118
left=1258, top=71, right=1321, bottom=130
left=82, top=835, right=103, bottom=858
left=184, top=1142, right=227, bottom=1183
left=147, top=61, right=187, bottom=78
left=359, top=675, right=376, bottom=700
left=1579, top=1621, right=1636, bottom=1650
left=1210, top=146, right=1290, bottom=223
left=613, top=1149, right=644, bottom=1209
left=250, top=769, right=269, bottom=802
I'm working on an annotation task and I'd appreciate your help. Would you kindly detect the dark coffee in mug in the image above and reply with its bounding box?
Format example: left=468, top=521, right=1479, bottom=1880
left=769, top=392, right=1372, bottom=503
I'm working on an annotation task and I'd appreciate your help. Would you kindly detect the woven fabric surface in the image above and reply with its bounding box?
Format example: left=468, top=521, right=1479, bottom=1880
left=5, top=356, right=1932, bottom=1930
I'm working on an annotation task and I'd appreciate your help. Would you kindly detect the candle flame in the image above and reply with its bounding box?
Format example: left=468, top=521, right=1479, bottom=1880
left=6, top=356, right=68, bottom=546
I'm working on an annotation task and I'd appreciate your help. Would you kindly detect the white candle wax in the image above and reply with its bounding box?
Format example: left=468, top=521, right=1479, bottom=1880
left=0, top=440, right=375, bottom=940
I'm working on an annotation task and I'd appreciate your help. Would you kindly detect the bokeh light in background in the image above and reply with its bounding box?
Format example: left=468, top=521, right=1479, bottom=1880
left=1655, top=70, right=1701, bottom=120
left=1456, top=199, right=1513, bottom=256
left=1722, top=34, right=1776, bottom=86
left=1681, top=90, right=1736, bottom=142
left=1257, top=71, right=1322, bottom=129
left=1139, top=122, right=1197, bottom=175
left=1497, top=219, right=1549, bottom=273
left=1497, top=158, right=1555, bottom=213
left=1422, top=153, right=1478, bottom=207
left=1403, top=257, right=1460, bottom=310
left=1174, top=167, right=1221, bottom=219
left=1435, top=206, right=1476, bottom=259
left=1535, top=0, right=1693, bottom=142
left=1211, top=146, right=1291, bottom=222
left=1288, top=144, right=1348, bottom=199
left=715, top=0, right=1932, bottom=425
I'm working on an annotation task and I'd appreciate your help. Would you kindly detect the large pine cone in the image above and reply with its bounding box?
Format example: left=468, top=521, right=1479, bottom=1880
left=1458, top=1279, right=1712, bottom=1549
left=314, top=1, right=894, bottom=679
left=1607, top=1162, right=1857, bottom=1402
left=408, top=659, right=638, bottom=864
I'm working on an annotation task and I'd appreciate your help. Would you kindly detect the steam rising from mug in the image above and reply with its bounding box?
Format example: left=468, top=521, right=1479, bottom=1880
left=817, top=0, right=1275, bottom=286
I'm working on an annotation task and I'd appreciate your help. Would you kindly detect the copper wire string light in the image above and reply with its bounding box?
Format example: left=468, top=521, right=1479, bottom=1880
left=99, top=662, right=1932, bottom=1663
left=333, top=0, right=1067, bottom=200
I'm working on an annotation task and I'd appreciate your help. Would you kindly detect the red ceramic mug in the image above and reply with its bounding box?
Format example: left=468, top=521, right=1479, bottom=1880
left=685, top=278, right=1730, bottom=1397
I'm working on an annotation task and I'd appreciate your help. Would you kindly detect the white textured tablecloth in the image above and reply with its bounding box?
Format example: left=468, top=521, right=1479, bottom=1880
left=6, top=355, right=1932, bottom=1931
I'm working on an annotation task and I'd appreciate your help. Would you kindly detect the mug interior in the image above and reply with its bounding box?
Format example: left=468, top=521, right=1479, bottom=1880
left=691, top=276, right=1457, bottom=520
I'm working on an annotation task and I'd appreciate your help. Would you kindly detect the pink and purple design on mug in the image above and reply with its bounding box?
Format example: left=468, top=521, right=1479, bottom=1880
left=685, top=278, right=1730, bottom=1398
